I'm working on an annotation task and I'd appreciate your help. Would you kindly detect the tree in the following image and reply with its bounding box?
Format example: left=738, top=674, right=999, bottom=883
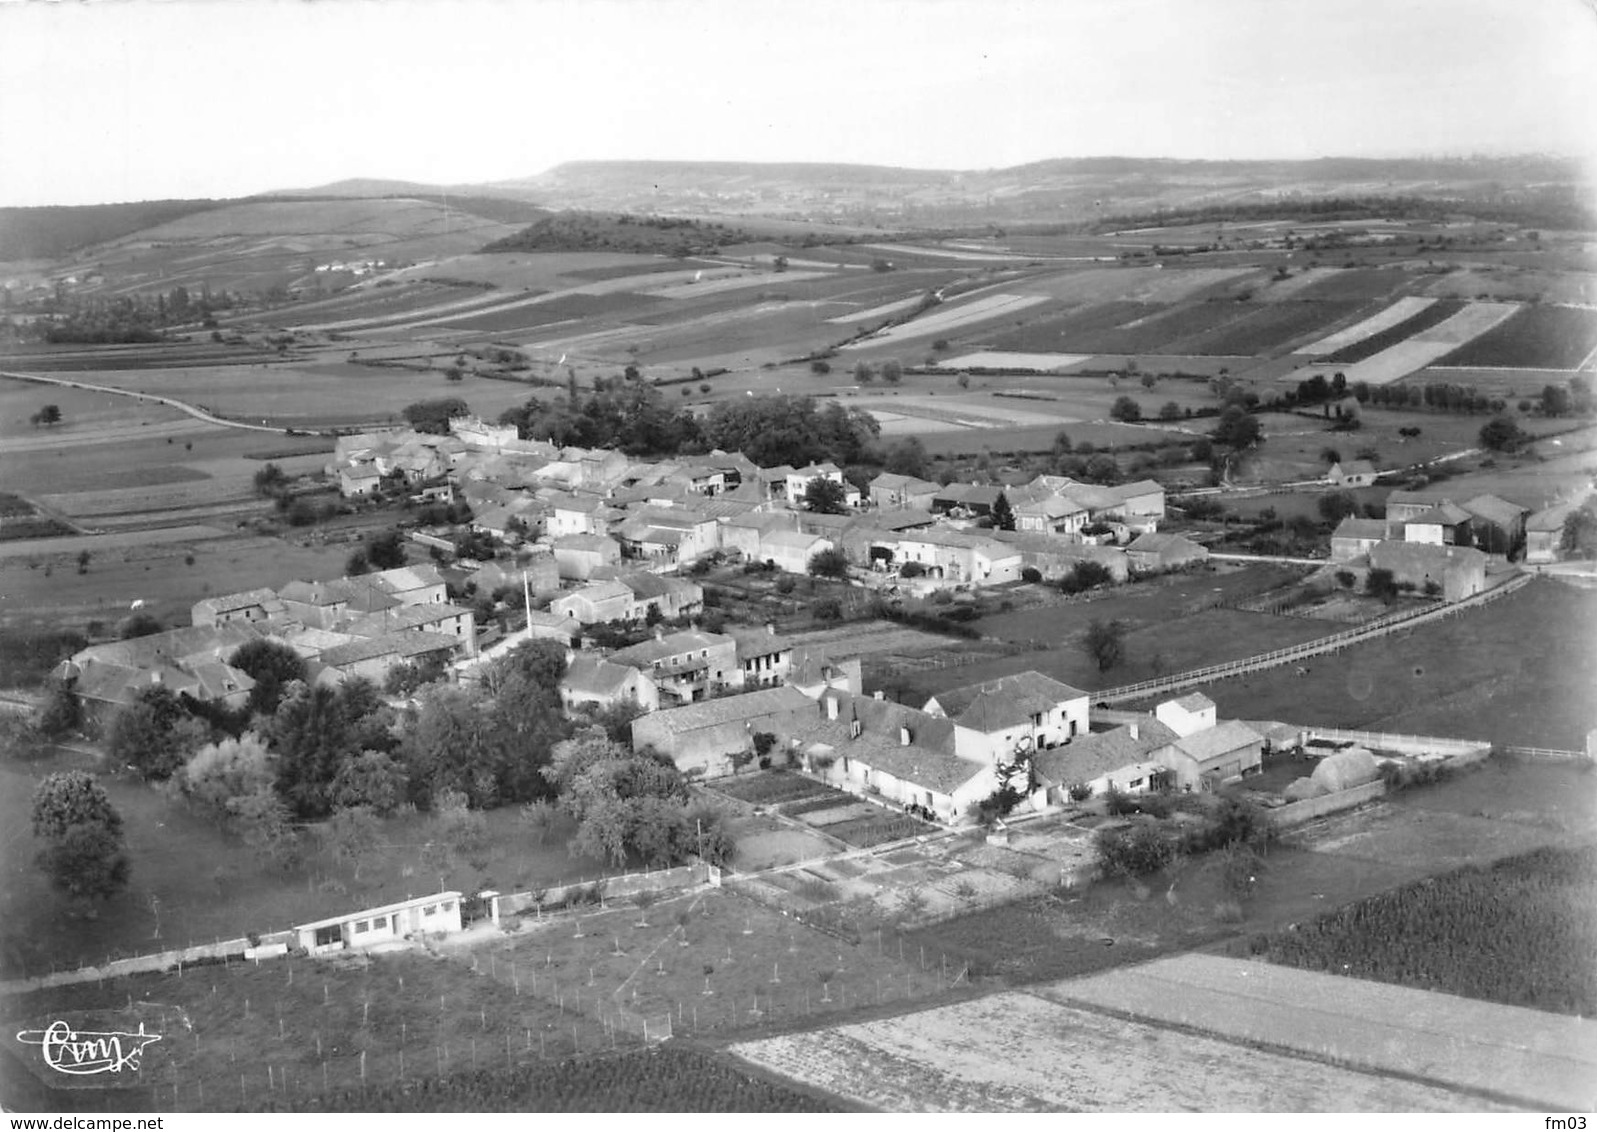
left=520, top=798, right=558, bottom=845
left=178, top=732, right=276, bottom=817
left=31, top=772, right=129, bottom=903
left=803, top=477, right=848, bottom=514
left=883, top=436, right=928, bottom=479
left=807, top=547, right=850, bottom=579
left=1560, top=501, right=1597, bottom=559
left=1082, top=619, right=1127, bottom=671
left=107, top=685, right=209, bottom=781
left=325, top=804, right=383, bottom=879
left=1158, top=401, right=1182, bottom=422
left=1110, top=395, right=1142, bottom=422
left=36, top=680, right=81, bottom=738
left=1213, top=406, right=1263, bottom=448
left=76, top=550, right=91, bottom=575
left=880, top=359, right=904, bottom=385
left=1478, top=416, right=1528, bottom=453
left=329, top=750, right=410, bottom=815
left=229, top=638, right=306, bottom=716
left=365, top=529, right=407, bottom=570
left=32, top=771, right=122, bottom=841
left=1096, top=823, right=1177, bottom=877
left=31, top=404, right=62, bottom=427
left=1542, top=383, right=1572, bottom=417
left=118, top=612, right=163, bottom=639
left=853, top=360, right=874, bottom=385
left=991, top=491, right=1016, bottom=531
left=483, top=638, right=568, bottom=697
left=1320, top=447, right=1342, bottom=466
left=269, top=677, right=395, bottom=818
left=401, top=397, right=469, bottom=435
left=37, top=823, right=130, bottom=902
left=1140, top=372, right=1157, bottom=390
left=1317, top=491, right=1359, bottom=523
left=252, top=463, right=288, bottom=496
left=1366, top=567, right=1399, bottom=603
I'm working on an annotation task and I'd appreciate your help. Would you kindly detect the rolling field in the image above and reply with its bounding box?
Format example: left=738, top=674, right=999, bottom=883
left=979, top=300, right=1151, bottom=353
left=1291, top=267, right=1412, bottom=302
left=841, top=293, right=1051, bottom=349
left=1314, top=301, right=1521, bottom=385
left=1299, top=295, right=1438, bottom=355
left=728, top=988, right=1513, bottom=1112
left=1044, top=954, right=1595, bottom=1110
left=1433, top=303, right=1597, bottom=370
left=1318, top=299, right=1465, bottom=363
left=1202, top=577, right=1597, bottom=749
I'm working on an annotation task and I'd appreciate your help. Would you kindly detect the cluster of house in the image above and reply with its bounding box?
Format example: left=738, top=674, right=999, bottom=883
left=328, top=415, right=1184, bottom=589
left=1330, top=486, right=1581, bottom=598
left=631, top=670, right=1286, bottom=825
left=57, top=564, right=479, bottom=730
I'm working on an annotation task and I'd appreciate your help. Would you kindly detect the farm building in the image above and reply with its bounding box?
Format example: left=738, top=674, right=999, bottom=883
left=551, top=533, right=622, bottom=580
left=869, top=473, right=941, bottom=511
left=729, top=624, right=794, bottom=689
left=923, top=670, right=1090, bottom=763
left=560, top=652, right=657, bottom=713
left=279, top=577, right=400, bottom=629
left=1525, top=501, right=1577, bottom=564
left=1460, top=494, right=1529, bottom=556
left=1124, top=532, right=1208, bottom=574
left=1331, top=517, right=1393, bottom=563
left=1326, top=459, right=1378, bottom=487
left=718, top=510, right=799, bottom=561
left=793, top=690, right=996, bottom=825
left=1153, top=719, right=1265, bottom=791
left=339, top=467, right=382, bottom=498
left=613, top=507, right=719, bottom=568
left=1368, top=540, right=1488, bottom=601
left=294, top=892, right=463, bottom=955
left=610, top=629, right=738, bottom=705
left=318, top=630, right=460, bottom=685
left=1013, top=493, right=1088, bottom=536
left=522, top=610, right=582, bottom=646
left=618, top=572, right=703, bottom=621
left=1154, top=693, right=1217, bottom=738
left=787, top=647, right=863, bottom=697
left=985, top=530, right=1131, bottom=583
left=786, top=463, right=855, bottom=507
left=544, top=492, right=616, bottom=537
left=366, top=564, right=448, bottom=606
left=1384, top=489, right=1451, bottom=522
left=932, top=483, right=1003, bottom=518
left=469, top=556, right=559, bottom=603
left=340, top=602, right=477, bottom=659
left=549, top=580, right=635, bottom=624
left=66, top=656, right=257, bottom=732
left=1032, top=718, right=1180, bottom=804
left=1400, top=502, right=1473, bottom=547
left=630, top=684, right=816, bottom=777
left=759, top=529, right=833, bottom=574
left=191, top=587, right=283, bottom=628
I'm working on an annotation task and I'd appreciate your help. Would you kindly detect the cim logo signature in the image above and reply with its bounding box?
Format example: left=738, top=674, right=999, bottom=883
left=16, top=1019, right=163, bottom=1076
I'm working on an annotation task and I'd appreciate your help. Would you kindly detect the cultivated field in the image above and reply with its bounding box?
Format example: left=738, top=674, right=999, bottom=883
left=1434, top=303, right=1597, bottom=370
left=728, top=989, right=1513, bottom=1112
left=841, top=293, right=1051, bottom=349
left=1315, top=301, right=1520, bottom=385
left=1043, top=954, right=1596, bottom=1110
left=1298, top=295, right=1438, bottom=355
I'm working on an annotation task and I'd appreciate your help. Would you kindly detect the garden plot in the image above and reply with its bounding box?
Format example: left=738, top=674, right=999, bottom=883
left=729, top=990, right=1506, bottom=1112
left=1042, top=953, right=1596, bottom=1110
left=868, top=410, right=968, bottom=436
left=940, top=351, right=1092, bottom=372
left=1298, top=296, right=1437, bottom=355
left=1313, top=301, right=1520, bottom=385
left=865, top=242, right=1034, bottom=263
left=852, top=394, right=1068, bottom=430
left=840, top=294, right=1051, bottom=348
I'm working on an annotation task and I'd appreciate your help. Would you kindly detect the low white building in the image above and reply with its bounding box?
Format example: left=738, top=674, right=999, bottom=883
left=293, top=892, right=463, bottom=955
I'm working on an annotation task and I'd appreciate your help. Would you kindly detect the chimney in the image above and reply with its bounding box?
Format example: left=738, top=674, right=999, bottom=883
left=765, top=622, right=775, bottom=636
left=873, top=690, right=884, bottom=701
left=900, top=725, right=911, bottom=746
left=1129, top=721, right=1139, bottom=740
left=826, top=696, right=838, bottom=721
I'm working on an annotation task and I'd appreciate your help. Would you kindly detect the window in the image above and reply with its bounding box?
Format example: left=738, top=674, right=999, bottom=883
left=1129, top=778, right=1143, bottom=789
left=372, top=916, right=388, bottom=931
left=354, top=920, right=369, bottom=933
left=315, top=925, right=340, bottom=947
left=424, top=904, right=437, bottom=917
left=442, top=902, right=455, bottom=913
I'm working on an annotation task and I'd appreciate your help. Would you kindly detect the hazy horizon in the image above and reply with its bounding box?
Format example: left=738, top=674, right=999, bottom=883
left=2, top=0, right=1595, bottom=209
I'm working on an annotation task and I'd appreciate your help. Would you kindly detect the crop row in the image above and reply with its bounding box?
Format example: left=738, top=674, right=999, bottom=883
left=1323, top=300, right=1465, bottom=363
left=1435, top=304, right=1597, bottom=369
left=1254, top=843, right=1597, bottom=1015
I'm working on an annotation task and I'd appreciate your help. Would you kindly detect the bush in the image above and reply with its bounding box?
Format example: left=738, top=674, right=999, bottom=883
left=1095, top=822, right=1177, bottom=877
left=1335, top=569, right=1355, bottom=589
left=1020, top=566, right=1042, bottom=584
left=1067, top=783, right=1093, bottom=803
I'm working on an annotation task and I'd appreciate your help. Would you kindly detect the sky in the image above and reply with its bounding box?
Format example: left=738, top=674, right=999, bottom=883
left=1, top=0, right=1595, bottom=207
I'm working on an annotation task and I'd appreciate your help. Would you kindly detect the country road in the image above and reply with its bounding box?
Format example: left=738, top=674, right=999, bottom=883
left=0, top=369, right=291, bottom=435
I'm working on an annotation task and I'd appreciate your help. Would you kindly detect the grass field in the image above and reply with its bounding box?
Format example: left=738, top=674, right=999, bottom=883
left=1168, top=300, right=1367, bottom=356
left=1252, top=844, right=1597, bottom=1016
left=1197, top=577, right=1597, bottom=748
left=0, top=749, right=613, bottom=979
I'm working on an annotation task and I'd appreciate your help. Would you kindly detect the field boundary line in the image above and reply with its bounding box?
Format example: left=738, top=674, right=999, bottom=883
left=1095, top=572, right=1532, bottom=704
left=1, top=369, right=290, bottom=434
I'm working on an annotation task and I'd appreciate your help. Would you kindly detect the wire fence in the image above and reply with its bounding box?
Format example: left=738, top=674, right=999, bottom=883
left=1097, top=571, right=1532, bottom=703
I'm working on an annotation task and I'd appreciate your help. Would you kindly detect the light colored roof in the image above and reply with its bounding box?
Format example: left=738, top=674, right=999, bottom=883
left=1034, top=720, right=1178, bottom=785
left=635, top=684, right=813, bottom=735
left=557, top=579, right=634, bottom=605
left=1405, top=502, right=1472, bottom=526
left=342, top=602, right=470, bottom=637
left=321, top=630, right=459, bottom=666
left=295, top=892, right=462, bottom=933
left=1332, top=517, right=1390, bottom=541
left=1527, top=501, right=1577, bottom=532
left=761, top=529, right=828, bottom=551
left=1169, top=720, right=1263, bottom=765
left=1333, top=459, right=1377, bottom=477
left=552, top=533, right=621, bottom=554
left=1461, top=493, right=1529, bottom=528
left=611, top=630, right=734, bottom=668
left=369, top=564, right=445, bottom=594
left=1126, top=532, right=1205, bottom=556
left=562, top=653, right=636, bottom=696
left=1369, top=540, right=1489, bottom=572
left=926, top=671, right=1089, bottom=733
left=728, top=627, right=793, bottom=656
left=195, top=587, right=279, bottom=614
left=1168, top=692, right=1216, bottom=713
left=1108, top=479, right=1165, bottom=500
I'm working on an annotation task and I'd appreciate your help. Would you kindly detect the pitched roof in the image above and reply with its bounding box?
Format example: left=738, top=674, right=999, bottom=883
left=761, top=529, right=828, bottom=551
left=559, top=580, right=633, bottom=604
left=1332, top=459, right=1376, bottom=477
left=194, top=587, right=279, bottom=614
left=341, top=602, right=470, bottom=637
left=618, top=572, right=700, bottom=601
left=1016, top=495, right=1086, bottom=519
left=369, top=564, right=445, bottom=594
left=552, top=533, right=621, bottom=554
left=797, top=689, right=958, bottom=758
left=727, top=627, right=793, bottom=656
left=1332, top=517, right=1390, bottom=541
left=320, top=630, right=460, bottom=667
left=1125, top=532, right=1204, bottom=556
left=611, top=630, right=734, bottom=668
left=1108, top=479, right=1165, bottom=500
left=1405, top=502, right=1472, bottom=526
left=869, top=508, right=938, bottom=531
left=1168, top=692, right=1216, bottom=712
left=1527, top=501, right=1577, bottom=532
left=1461, top=493, right=1529, bottom=528
left=635, top=684, right=813, bottom=735
left=925, top=671, right=1089, bottom=733
left=1033, top=721, right=1178, bottom=785
left=1168, top=719, right=1263, bottom=765
left=562, top=653, right=636, bottom=696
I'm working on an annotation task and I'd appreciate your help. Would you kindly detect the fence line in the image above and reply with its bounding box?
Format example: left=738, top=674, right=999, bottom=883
left=1306, top=727, right=1491, bottom=758
left=1503, top=745, right=1594, bottom=764
left=1097, top=572, right=1532, bottom=704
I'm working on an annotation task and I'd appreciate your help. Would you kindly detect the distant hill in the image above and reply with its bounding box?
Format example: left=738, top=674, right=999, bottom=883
left=0, top=198, right=230, bottom=261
